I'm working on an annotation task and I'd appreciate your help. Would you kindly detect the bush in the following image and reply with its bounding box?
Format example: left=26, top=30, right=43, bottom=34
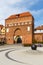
left=33, top=39, right=37, bottom=44
left=0, top=41, right=5, bottom=45
left=33, top=39, right=43, bottom=44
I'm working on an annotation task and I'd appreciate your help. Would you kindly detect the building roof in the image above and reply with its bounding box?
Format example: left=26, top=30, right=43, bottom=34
left=6, top=12, right=32, bottom=20
left=34, top=25, right=43, bottom=33
left=35, top=25, right=43, bottom=30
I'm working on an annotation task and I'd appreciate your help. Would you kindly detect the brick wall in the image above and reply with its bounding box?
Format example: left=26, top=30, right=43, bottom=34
left=5, top=12, right=34, bottom=45
left=34, top=33, right=43, bottom=42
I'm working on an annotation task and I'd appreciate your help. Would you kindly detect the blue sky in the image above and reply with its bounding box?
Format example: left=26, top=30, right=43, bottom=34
left=0, top=0, right=43, bottom=27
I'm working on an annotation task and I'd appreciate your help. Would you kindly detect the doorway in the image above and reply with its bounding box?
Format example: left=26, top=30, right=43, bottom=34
left=14, top=28, right=22, bottom=44
left=17, top=36, right=22, bottom=43
left=14, top=35, right=22, bottom=43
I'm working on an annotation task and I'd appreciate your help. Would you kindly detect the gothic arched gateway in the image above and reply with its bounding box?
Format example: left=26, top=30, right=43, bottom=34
left=5, top=12, right=34, bottom=45
left=13, top=28, right=22, bottom=43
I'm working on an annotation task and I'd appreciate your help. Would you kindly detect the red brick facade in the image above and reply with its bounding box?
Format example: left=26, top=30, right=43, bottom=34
left=34, top=33, right=43, bottom=42
left=34, top=25, right=43, bottom=43
left=5, top=12, right=34, bottom=45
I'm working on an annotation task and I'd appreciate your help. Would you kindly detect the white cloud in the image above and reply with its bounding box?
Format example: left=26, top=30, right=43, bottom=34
left=30, top=9, right=43, bottom=16
left=29, top=9, right=43, bottom=27
left=27, top=0, right=39, bottom=6
left=5, top=0, right=22, bottom=5
left=0, top=0, right=42, bottom=26
left=0, top=20, right=5, bottom=25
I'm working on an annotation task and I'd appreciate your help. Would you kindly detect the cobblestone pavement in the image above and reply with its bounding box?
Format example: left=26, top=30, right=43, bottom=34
left=0, top=44, right=43, bottom=65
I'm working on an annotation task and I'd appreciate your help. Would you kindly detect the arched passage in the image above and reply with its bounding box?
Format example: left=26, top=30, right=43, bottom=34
left=13, top=28, right=22, bottom=44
